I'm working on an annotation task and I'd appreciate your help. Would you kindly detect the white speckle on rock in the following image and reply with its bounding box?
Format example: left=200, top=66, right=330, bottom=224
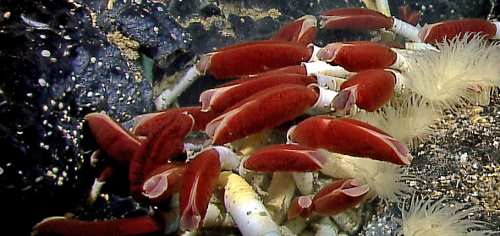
left=38, top=78, right=47, bottom=87
left=41, top=50, right=51, bottom=57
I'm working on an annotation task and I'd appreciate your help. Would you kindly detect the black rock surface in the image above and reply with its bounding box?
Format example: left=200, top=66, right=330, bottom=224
left=0, top=0, right=190, bottom=234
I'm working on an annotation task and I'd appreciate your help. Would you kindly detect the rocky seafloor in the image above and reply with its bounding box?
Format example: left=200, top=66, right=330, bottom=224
left=0, top=0, right=499, bottom=235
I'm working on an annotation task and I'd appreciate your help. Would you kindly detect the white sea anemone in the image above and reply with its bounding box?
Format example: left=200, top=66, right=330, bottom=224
left=319, top=150, right=413, bottom=201
left=354, top=94, right=440, bottom=148
left=404, top=34, right=500, bottom=109
left=397, top=196, right=497, bottom=236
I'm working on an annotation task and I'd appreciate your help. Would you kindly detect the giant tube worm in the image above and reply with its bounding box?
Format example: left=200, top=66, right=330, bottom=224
left=84, top=112, right=141, bottom=165
left=289, top=116, right=413, bottom=165
left=179, top=147, right=240, bottom=231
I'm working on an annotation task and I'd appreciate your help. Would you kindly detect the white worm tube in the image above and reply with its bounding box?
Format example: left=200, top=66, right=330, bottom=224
left=404, top=42, right=438, bottom=51
left=306, top=85, right=338, bottom=115
left=219, top=172, right=280, bottom=236
left=187, top=146, right=241, bottom=171
left=213, top=146, right=241, bottom=171
left=318, top=150, right=356, bottom=179
left=292, top=172, right=314, bottom=195
left=202, top=203, right=225, bottom=227
left=265, top=172, right=296, bottom=224
left=391, top=18, right=421, bottom=42
left=303, top=61, right=352, bottom=78
left=90, top=150, right=101, bottom=167
left=494, top=22, right=500, bottom=39
left=384, top=69, right=407, bottom=92
left=390, top=50, right=410, bottom=71
left=155, top=66, right=200, bottom=110
left=315, top=73, right=346, bottom=91
left=286, top=125, right=296, bottom=144
left=87, top=178, right=105, bottom=203
left=307, top=44, right=323, bottom=62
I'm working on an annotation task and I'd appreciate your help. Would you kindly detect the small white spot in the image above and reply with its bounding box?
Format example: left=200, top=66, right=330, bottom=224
left=90, top=57, right=97, bottom=63
left=38, top=78, right=47, bottom=86
left=87, top=91, right=93, bottom=97
left=40, top=34, right=46, bottom=39
left=153, top=27, right=159, bottom=33
left=26, top=93, right=32, bottom=97
left=0, top=167, right=4, bottom=175
left=41, top=50, right=51, bottom=57
left=42, top=105, right=48, bottom=111
left=459, top=153, right=467, bottom=162
left=3, top=11, right=11, bottom=19
left=58, top=102, right=64, bottom=109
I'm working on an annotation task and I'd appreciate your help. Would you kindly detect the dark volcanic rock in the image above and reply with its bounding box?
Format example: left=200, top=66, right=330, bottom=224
left=77, top=0, right=192, bottom=77
left=0, top=0, right=163, bottom=234
left=200, top=3, right=222, bottom=17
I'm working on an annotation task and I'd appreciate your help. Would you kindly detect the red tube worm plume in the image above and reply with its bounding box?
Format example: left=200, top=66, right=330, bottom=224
left=84, top=112, right=141, bottom=165
left=316, top=41, right=398, bottom=72
left=132, top=106, right=219, bottom=136
left=319, top=7, right=422, bottom=42
left=397, top=196, right=498, bottom=236
left=129, top=113, right=194, bottom=201
left=217, top=65, right=308, bottom=88
left=332, top=69, right=396, bottom=114
left=32, top=216, right=162, bottom=236
left=200, top=73, right=316, bottom=113
left=290, top=116, right=412, bottom=165
left=419, top=19, right=498, bottom=44
left=287, top=196, right=314, bottom=220
left=196, top=40, right=312, bottom=80
left=206, top=84, right=318, bottom=145
left=319, top=7, right=393, bottom=31
left=179, top=148, right=223, bottom=231
left=142, top=164, right=185, bottom=204
left=312, top=179, right=369, bottom=216
left=243, top=144, right=326, bottom=172
left=398, top=5, right=420, bottom=26
left=272, top=15, right=318, bottom=46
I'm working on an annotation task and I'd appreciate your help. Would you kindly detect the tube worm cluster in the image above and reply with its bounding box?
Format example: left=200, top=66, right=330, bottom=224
left=33, top=2, right=500, bottom=236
